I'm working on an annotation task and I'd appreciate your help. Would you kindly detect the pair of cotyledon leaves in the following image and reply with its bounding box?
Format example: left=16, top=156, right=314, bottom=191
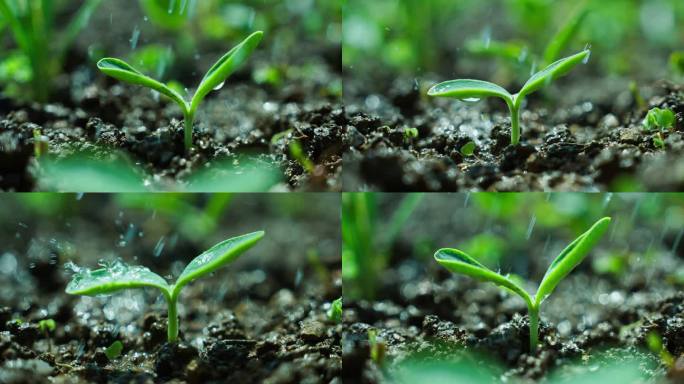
left=428, top=49, right=590, bottom=109
left=434, top=217, right=610, bottom=308
left=65, top=231, right=264, bottom=300
left=96, top=31, right=263, bottom=118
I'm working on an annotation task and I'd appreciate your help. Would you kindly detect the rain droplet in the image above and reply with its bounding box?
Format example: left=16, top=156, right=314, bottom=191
left=526, top=215, right=537, bottom=239
left=153, top=237, right=166, bottom=258
left=213, top=81, right=225, bottom=91
left=129, top=26, right=141, bottom=50
left=461, top=97, right=481, bottom=103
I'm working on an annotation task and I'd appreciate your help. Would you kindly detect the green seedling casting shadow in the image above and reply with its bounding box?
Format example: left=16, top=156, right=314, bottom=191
left=428, top=49, right=590, bottom=145
left=434, top=217, right=610, bottom=353
left=65, top=231, right=264, bottom=343
left=97, top=31, right=263, bottom=152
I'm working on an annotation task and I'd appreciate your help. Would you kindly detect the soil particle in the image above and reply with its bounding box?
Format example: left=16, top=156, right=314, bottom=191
left=300, top=319, right=326, bottom=343
left=155, top=342, right=199, bottom=380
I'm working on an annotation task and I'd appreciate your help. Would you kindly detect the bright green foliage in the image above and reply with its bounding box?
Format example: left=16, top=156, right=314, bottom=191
left=343, top=193, right=423, bottom=300
left=428, top=49, right=590, bottom=145
left=403, top=127, right=419, bottom=143
left=646, top=331, right=674, bottom=368
left=0, top=0, right=101, bottom=101
left=97, top=31, right=263, bottom=152
left=434, top=217, right=610, bottom=352
left=38, top=318, right=55, bottom=333
left=466, top=2, right=588, bottom=73
left=289, top=141, right=315, bottom=174
left=65, top=231, right=265, bottom=342
left=368, top=329, right=386, bottom=365
left=460, top=141, right=476, bottom=156
left=327, top=297, right=342, bottom=323
left=105, top=340, right=123, bottom=361
left=642, top=107, right=675, bottom=131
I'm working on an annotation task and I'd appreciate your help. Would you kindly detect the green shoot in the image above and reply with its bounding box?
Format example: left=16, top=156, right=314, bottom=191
left=327, top=297, right=342, bottom=323
left=97, top=31, right=263, bottom=152
left=434, top=217, right=611, bottom=353
left=403, top=127, right=419, bottom=143
left=38, top=318, right=55, bottom=352
left=629, top=81, right=646, bottom=110
left=368, top=329, right=386, bottom=365
left=343, top=193, right=423, bottom=300
left=37, top=318, right=55, bottom=333
left=653, top=133, right=665, bottom=150
left=643, top=107, right=675, bottom=132
left=460, top=141, right=476, bottom=157
left=0, top=0, right=101, bottom=101
left=33, top=129, right=48, bottom=158
left=289, top=140, right=316, bottom=175
left=65, top=231, right=264, bottom=343
left=646, top=331, right=674, bottom=368
left=428, top=49, right=590, bottom=145
left=105, top=340, right=123, bottom=361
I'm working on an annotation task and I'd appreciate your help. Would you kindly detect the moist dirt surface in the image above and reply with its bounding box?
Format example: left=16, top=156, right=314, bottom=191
left=0, top=55, right=343, bottom=192
left=342, top=77, right=684, bottom=192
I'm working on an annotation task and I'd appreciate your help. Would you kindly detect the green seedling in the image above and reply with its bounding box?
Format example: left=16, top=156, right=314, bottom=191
left=434, top=217, right=610, bottom=353
left=368, top=329, right=386, bottom=365
left=0, top=0, right=101, bottom=101
left=646, top=331, right=674, bottom=368
left=289, top=140, right=316, bottom=175
left=460, top=141, right=476, bottom=157
left=38, top=318, right=55, bottom=352
left=403, top=127, right=419, bottom=143
left=327, top=297, right=342, bottom=323
left=428, top=49, right=590, bottom=145
left=97, top=31, right=263, bottom=151
left=65, top=231, right=264, bottom=343
left=104, top=340, right=123, bottom=361
left=643, top=107, right=675, bottom=132
left=33, top=129, right=48, bottom=158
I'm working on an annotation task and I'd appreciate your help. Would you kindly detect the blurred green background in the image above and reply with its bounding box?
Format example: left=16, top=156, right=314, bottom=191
left=343, top=192, right=684, bottom=300
left=0, top=0, right=341, bottom=101
left=343, top=0, right=684, bottom=93
left=0, top=193, right=341, bottom=305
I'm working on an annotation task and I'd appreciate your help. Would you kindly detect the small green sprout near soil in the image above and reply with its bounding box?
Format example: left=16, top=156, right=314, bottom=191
left=327, top=297, right=343, bottom=323
left=104, top=340, right=123, bottom=361
left=97, top=31, right=263, bottom=152
left=434, top=217, right=610, bottom=353
left=65, top=231, right=264, bottom=343
left=428, top=49, right=590, bottom=145
left=643, top=107, right=675, bottom=150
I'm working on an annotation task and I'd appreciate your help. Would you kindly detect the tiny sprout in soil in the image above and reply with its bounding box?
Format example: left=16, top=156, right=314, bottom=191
left=428, top=49, right=590, bottom=145
left=105, top=340, right=123, bottom=361
left=643, top=107, right=675, bottom=131
left=434, top=217, right=610, bottom=353
left=97, top=31, right=263, bottom=152
left=65, top=231, right=264, bottom=343
left=328, top=297, right=342, bottom=323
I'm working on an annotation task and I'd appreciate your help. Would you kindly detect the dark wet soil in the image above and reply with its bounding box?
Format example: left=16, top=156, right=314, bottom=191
left=0, top=195, right=342, bottom=383
left=342, top=78, right=684, bottom=191
left=0, top=56, right=343, bottom=191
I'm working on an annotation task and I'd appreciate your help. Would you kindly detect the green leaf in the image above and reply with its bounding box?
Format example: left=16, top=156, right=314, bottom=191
left=191, top=31, right=263, bottom=113
left=97, top=58, right=187, bottom=111
left=105, top=340, right=123, bottom=361
left=427, top=79, right=513, bottom=104
left=535, top=217, right=611, bottom=305
left=174, top=231, right=265, bottom=293
left=518, top=49, right=590, bottom=100
left=434, top=248, right=532, bottom=305
left=542, top=4, right=588, bottom=65
left=65, top=260, right=170, bottom=296
left=327, top=297, right=342, bottom=323
left=460, top=141, right=476, bottom=156
left=37, top=155, right=150, bottom=193
left=59, top=0, right=101, bottom=60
